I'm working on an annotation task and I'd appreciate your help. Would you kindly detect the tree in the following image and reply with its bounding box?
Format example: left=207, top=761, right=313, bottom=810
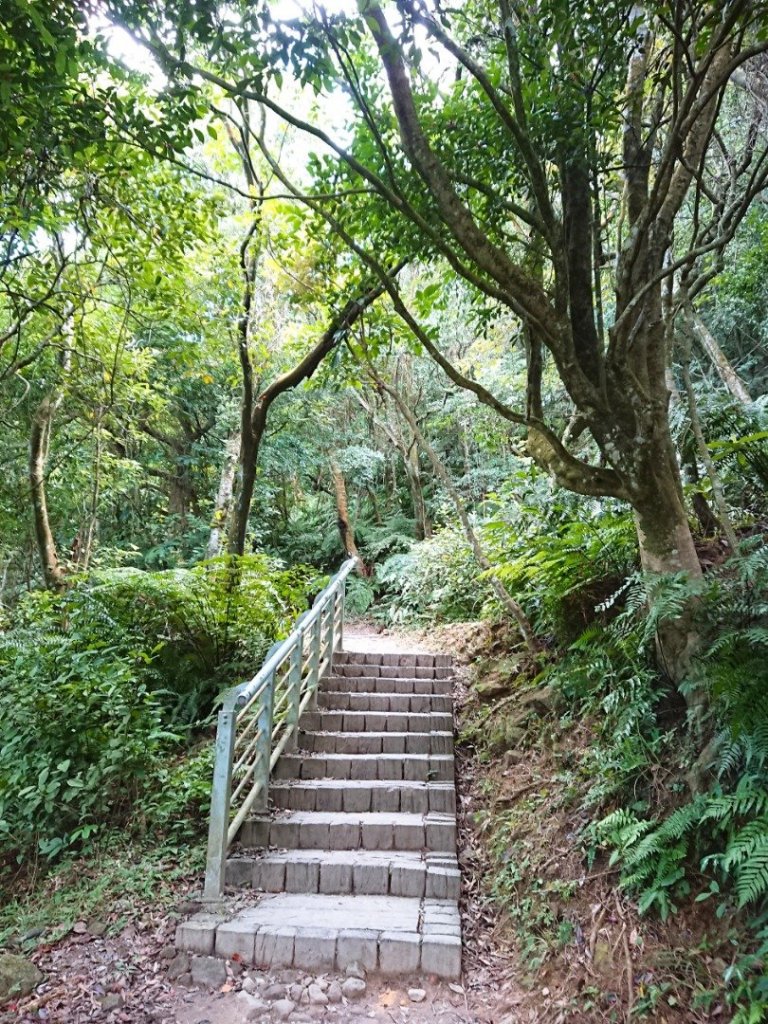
left=115, top=0, right=768, bottom=700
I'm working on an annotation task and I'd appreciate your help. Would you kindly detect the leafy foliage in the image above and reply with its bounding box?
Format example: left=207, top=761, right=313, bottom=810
left=0, top=556, right=314, bottom=867
left=376, top=527, right=491, bottom=623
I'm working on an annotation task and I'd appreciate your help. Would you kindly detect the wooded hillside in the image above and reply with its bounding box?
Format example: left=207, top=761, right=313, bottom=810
left=2, top=2, right=768, bottom=1020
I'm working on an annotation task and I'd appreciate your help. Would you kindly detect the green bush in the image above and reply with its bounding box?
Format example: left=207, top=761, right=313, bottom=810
left=0, top=555, right=317, bottom=868
left=486, top=491, right=638, bottom=641
left=0, top=633, right=171, bottom=862
left=377, top=526, right=490, bottom=623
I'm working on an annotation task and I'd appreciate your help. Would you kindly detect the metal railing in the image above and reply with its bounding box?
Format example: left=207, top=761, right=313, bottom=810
left=203, top=557, right=357, bottom=899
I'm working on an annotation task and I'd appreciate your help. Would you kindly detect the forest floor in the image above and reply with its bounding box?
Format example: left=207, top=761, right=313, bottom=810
left=3, top=620, right=728, bottom=1024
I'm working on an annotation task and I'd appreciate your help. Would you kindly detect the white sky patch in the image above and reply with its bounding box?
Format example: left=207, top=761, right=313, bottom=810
left=95, top=18, right=166, bottom=91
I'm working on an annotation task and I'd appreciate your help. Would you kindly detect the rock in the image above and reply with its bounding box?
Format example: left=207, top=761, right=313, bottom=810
left=518, top=685, right=555, bottom=714
left=473, top=655, right=525, bottom=701
left=0, top=954, right=43, bottom=1001
left=176, top=899, right=203, bottom=916
left=475, top=678, right=509, bottom=701
left=263, top=982, right=287, bottom=1001
left=408, top=989, right=427, bottom=1003
left=242, top=976, right=258, bottom=995
left=160, top=945, right=177, bottom=961
left=273, top=998, right=296, bottom=1020
left=341, top=977, right=367, bottom=1000
left=289, top=983, right=305, bottom=1003
left=88, top=919, right=108, bottom=937
left=327, top=981, right=343, bottom=1004
left=178, top=972, right=193, bottom=987
left=236, top=991, right=271, bottom=1020
left=100, top=993, right=123, bottom=1012
left=345, top=961, right=366, bottom=980
left=190, top=955, right=227, bottom=989
left=307, top=983, right=328, bottom=1006
left=167, top=952, right=191, bottom=981
left=316, top=978, right=329, bottom=992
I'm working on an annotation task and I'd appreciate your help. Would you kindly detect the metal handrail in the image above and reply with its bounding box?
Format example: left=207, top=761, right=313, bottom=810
left=203, top=557, right=357, bottom=899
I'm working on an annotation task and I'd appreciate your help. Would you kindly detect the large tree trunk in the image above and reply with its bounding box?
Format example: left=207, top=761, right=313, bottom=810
left=630, top=433, right=704, bottom=710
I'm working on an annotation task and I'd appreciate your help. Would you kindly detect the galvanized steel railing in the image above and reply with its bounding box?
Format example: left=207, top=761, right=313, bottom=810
left=203, top=557, right=357, bottom=899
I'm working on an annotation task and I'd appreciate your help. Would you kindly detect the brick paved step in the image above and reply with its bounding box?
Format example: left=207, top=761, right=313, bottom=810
left=239, top=810, right=457, bottom=853
left=225, top=849, right=461, bottom=899
left=317, top=690, right=453, bottom=712
left=297, top=730, right=453, bottom=755
left=177, top=893, right=461, bottom=977
left=333, top=652, right=452, bottom=668
left=301, top=710, right=454, bottom=733
left=270, top=779, right=456, bottom=814
left=274, top=751, right=454, bottom=781
left=330, top=664, right=453, bottom=680
left=320, top=674, right=453, bottom=695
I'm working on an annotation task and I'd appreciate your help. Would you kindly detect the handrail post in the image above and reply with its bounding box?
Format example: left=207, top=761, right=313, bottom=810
left=324, top=589, right=335, bottom=672
left=203, top=704, right=237, bottom=901
left=308, top=613, right=322, bottom=710
left=252, top=668, right=276, bottom=813
left=285, top=630, right=303, bottom=751
left=337, top=582, right=346, bottom=654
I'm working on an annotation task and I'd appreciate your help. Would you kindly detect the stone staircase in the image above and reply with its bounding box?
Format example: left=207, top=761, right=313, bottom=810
left=177, top=643, right=462, bottom=979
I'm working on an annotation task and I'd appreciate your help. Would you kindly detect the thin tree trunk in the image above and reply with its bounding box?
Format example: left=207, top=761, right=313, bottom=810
left=331, top=460, right=366, bottom=572
left=690, top=310, right=752, bottom=405
left=29, top=390, right=66, bottom=590
left=207, top=433, right=241, bottom=558
left=375, top=374, right=537, bottom=651
left=404, top=444, right=431, bottom=540
left=681, top=322, right=739, bottom=551
left=683, top=451, right=723, bottom=537
left=79, top=422, right=102, bottom=570
left=227, top=280, right=390, bottom=555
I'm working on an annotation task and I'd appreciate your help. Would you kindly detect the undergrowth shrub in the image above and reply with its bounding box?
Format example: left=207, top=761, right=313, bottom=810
left=376, top=526, right=491, bottom=623
left=484, top=475, right=637, bottom=641
left=0, top=555, right=315, bottom=869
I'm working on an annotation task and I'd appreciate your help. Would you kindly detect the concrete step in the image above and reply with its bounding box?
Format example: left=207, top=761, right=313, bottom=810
left=274, top=751, right=454, bottom=781
left=317, top=690, right=453, bottom=713
left=320, top=674, right=453, bottom=695
left=225, top=849, right=461, bottom=899
left=270, top=779, right=456, bottom=814
left=301, top=710, right=454, bottom=733
left=331, top=664, right=453, bottom=680
left=333, top=652, right=452, bottom=669
left=239, top=810, right=457, bottom=852
left=297, top=730, right=453, bottom=755
left=178, top=893, right=461, bottom=977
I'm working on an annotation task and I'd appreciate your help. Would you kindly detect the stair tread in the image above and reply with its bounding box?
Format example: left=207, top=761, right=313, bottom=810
left=263, top=809, right=454, bottom=823
left=220, top=892, right=425, bottom=931
left=301, top=730, right=454, bottom=737
left=283, top=751, right=452, bottom=759
left=271, top=778, right=453, bottom=789
left=231, top=848, right=440, bottom=862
